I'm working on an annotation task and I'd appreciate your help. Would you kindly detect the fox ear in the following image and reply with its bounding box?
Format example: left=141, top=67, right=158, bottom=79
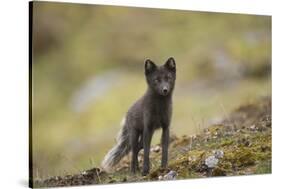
left=164, top=57, right=176, bottom=72
left=145, top=59, right=156, bottom=75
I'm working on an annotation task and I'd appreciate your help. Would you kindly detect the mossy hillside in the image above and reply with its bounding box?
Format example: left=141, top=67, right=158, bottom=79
left=34, top=97, right=271, bottom=187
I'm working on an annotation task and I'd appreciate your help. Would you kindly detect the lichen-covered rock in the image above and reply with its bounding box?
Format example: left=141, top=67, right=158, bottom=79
left=151, top=145, right=161, bottom=153
left=163, top=170, right=177, bottom=180
left=205, top=155, right=219, bottom=168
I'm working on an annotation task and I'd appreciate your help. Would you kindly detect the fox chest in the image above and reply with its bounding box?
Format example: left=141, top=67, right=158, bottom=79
left=147, top=104, right=171, bottom=129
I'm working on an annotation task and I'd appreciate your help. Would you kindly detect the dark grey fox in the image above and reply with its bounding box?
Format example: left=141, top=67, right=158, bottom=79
left=101, top=57, right=176, bottom=175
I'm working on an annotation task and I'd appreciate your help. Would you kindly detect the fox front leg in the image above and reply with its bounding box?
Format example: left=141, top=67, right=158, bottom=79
left=161, top=127, right=169, bottom=168
left=142, top=127, right=153, bottom=176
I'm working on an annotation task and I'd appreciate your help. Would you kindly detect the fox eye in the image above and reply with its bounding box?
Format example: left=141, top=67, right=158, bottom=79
left=165, top=75, right=171, bottom=80
left=154, top=78, right=160, bottom=83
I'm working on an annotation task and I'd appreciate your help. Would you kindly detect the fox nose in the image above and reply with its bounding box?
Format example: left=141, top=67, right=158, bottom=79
left=163, top=88, right=168, bottom=94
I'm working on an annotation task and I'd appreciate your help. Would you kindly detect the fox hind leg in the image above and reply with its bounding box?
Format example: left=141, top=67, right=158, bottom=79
left=134, top=134, right=143, bottom=171
left=130, top=130, right=140, bottom=174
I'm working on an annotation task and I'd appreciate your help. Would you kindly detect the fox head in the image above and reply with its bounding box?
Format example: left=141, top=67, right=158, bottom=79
left=144, top=57, right=176, bottom=96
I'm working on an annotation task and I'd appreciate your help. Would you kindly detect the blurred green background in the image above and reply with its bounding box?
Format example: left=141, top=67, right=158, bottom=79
left=32, top=2, right=271, bottom=179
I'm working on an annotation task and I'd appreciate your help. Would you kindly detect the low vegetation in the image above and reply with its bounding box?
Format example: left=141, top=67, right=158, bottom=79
left=34, top=96, right=271, bottom=187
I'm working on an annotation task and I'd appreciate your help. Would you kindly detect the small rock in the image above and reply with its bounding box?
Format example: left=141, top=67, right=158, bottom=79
left=163, top=170, right=177, bottom=180
left=151, top=145, right=161, bottom=153
left=205, top=155, right=219, bottom=168
left=250, top=125, right=256, bottom=131
left=158, top=175, right=163, bottom=180
left=214, top=150, right=224, bottom=159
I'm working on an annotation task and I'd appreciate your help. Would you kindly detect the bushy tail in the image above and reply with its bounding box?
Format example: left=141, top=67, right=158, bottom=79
left=101, top=118, right=130, bottom=172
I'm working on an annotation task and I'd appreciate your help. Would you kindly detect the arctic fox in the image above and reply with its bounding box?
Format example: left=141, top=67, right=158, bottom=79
left=101, top=57, right=176, bottom=175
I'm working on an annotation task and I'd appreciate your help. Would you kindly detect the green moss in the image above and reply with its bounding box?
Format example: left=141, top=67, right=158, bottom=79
left=225, top=147, right=256, bottom=167
left=220, top=138, right=235, bottom=147
left=255, top=160, right=271, bottom=174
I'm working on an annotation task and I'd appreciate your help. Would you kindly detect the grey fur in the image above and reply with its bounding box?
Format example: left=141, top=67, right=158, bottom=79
left=101, top=57, right=176, bottom=175
left=101, top=118, right=130, bottom=172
